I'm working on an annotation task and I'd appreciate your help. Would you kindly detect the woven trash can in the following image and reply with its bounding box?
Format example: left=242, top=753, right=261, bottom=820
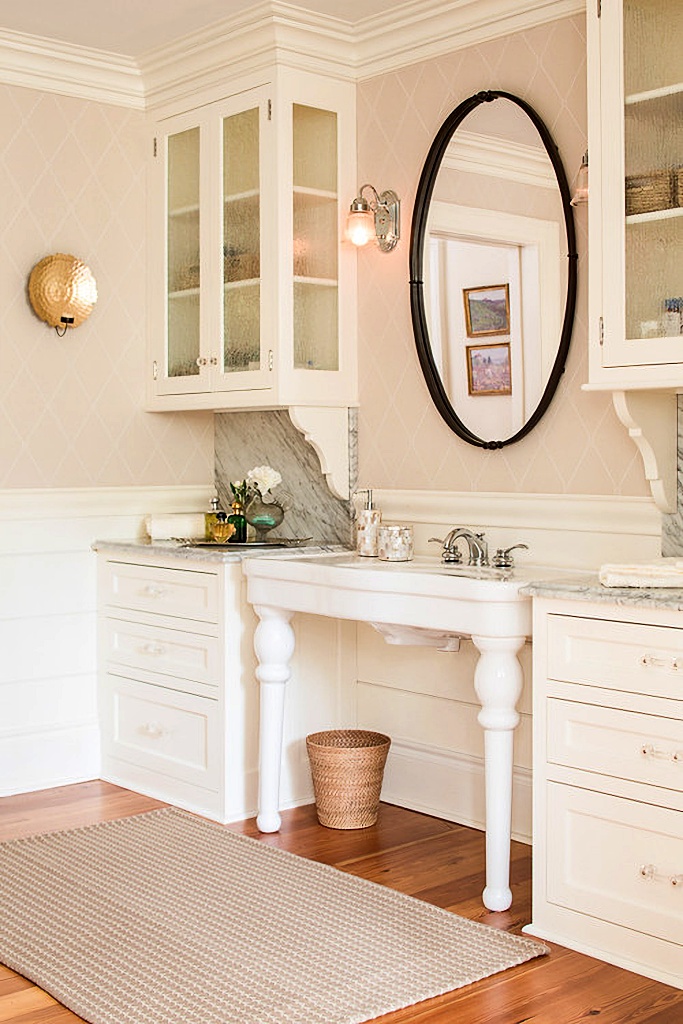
left=306, top=729, right=391, bottom=829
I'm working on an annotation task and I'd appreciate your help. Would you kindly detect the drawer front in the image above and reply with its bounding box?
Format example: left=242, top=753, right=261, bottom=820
left=547, top=782, right=683, bottom=946
left=102, top=560, right=219, bottom=622
left=548, top=698, right=683, bottom=791
left=547, top=614, right=683, bottom=700
left=104, top=618, right=220, bottom=688
left=102, top=676, right=219, bottom=790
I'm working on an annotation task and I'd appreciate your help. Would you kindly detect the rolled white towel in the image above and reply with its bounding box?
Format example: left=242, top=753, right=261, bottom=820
left=599, top=559, right=683, bottom=588
left=145, top=512, right=206, bottom=540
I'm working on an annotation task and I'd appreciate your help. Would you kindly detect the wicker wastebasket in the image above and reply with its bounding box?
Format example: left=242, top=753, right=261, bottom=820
left=306, top=729, right=391, bottom=829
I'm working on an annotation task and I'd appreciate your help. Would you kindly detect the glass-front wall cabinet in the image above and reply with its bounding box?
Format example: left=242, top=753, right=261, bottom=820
left=149, top=76, right=356, bottom=411
left=595, top=0, right=683, bottom=376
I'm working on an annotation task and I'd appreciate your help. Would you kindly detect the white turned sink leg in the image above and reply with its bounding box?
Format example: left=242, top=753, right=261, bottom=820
left=471, top=633, right=525, bottom=912
left=253, top=604, right=295, bottom=833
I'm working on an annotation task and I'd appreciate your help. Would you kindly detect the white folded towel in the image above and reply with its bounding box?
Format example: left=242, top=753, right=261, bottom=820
left=599, top=559, right=683, bottom=588
left=145, top=512, right=206, bottom=540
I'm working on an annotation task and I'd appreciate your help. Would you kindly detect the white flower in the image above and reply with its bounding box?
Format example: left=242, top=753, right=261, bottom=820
left=246, top=465, right=282, bottom=495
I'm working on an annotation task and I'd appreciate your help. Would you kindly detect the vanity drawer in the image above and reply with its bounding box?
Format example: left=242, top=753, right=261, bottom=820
left=547, top=614, right=683, bottom=700
left=103, top=617, right=220, bottom=690
left=547, top=782, right=683, bottom=947
left=547, top=698, right=683, bottom=791
left=101, top=675, right=219, bottom=791
left=102, top=560, right=219, bottom=623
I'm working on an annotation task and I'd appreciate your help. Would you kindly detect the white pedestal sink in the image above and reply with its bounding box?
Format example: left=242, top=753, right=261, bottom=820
left=243, top=551, right=573, bottom=911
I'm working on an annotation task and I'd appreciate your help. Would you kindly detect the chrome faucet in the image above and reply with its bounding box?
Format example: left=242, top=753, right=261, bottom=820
left=429, top=527, right=489, bottom=566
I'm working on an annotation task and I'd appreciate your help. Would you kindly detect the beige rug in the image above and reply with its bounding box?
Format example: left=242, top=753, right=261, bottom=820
left=0, top=807, right=547, bottom=1024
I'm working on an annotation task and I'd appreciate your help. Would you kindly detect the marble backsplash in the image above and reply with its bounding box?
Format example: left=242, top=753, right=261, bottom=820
left=214, top=410, right=357, bottom=547
left=661, top=395, right=683, bottom=557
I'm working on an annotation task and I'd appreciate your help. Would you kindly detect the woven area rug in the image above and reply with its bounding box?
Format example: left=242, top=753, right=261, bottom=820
left=0, top=807, right=547, bottom=1024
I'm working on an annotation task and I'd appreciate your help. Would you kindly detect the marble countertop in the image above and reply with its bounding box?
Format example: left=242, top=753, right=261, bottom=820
left=92, top=539, right=344, bottom=565
left=522, top=576, right=683, bottom=611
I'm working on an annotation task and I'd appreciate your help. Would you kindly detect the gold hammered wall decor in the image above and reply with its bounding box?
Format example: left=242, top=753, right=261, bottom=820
left=28, top=254, right=97, bottom=336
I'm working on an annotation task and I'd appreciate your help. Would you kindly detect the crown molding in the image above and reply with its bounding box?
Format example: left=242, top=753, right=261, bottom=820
left=0, top=27, right=144, bottom=108
left=0, top=0, right=585, bottom=109
left=353, top=0, right=585, bottom=80
left=443, top=131, right=558, bottom=189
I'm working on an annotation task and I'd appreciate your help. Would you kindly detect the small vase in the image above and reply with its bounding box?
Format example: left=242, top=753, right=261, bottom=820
left=245, top=492, right=285, bottom=542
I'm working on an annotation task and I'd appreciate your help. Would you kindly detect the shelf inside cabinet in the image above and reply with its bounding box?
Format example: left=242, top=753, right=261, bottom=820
left=626, top=206, right=683, bottom=225
left=293, top=276, right=337, bottom=287
left=224, top=278, right=259, bottom=290
left=169, top=204, right=200, bottom=218
left=626, top=81, right=683, bottom=106
left=169, top=287, right=201, bottom=299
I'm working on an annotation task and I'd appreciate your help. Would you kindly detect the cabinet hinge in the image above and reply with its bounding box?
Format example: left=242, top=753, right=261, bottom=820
left=599, top=316, right=604, bottom=346
left=153, top=359, right=159, bottom=380
left=267, top=99, right=272, bottom=121
left=268, top=349, right=274, bottom=371
left=597, top=0, right=601, bottom=17
left=153, top=137, right=158, bottom=157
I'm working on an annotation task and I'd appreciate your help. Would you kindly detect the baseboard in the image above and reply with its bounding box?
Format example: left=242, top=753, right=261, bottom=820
left=382, top=738, right=532, bottom=844
left=0, top=722, right=100, bottom=797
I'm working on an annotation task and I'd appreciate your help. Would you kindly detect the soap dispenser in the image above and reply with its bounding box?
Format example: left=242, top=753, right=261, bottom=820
left=356, top=489, right=381, bottom=557
left=204, top=496, right=222, bottom=540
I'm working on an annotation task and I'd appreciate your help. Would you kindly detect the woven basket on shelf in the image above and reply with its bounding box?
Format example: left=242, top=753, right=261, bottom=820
left=306, top=729, right=391, bottom=830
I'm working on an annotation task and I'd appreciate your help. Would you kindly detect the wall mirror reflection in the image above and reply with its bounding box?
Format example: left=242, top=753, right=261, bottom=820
left=410, top=90, right=577, bottom=449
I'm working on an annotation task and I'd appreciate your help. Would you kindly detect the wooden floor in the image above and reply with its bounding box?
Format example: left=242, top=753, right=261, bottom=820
left=1, top=781, right=682, bottom=1023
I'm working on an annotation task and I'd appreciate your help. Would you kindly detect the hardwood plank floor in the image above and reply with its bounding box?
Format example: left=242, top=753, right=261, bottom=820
left=0, top=781, right=681, bottom=1023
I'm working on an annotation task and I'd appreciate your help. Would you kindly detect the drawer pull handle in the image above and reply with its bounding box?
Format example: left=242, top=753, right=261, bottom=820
left=639, top=864, right=683, bottom=887
left=640, top=743, right=682, bottom=763
left=140, top=643, right=166, bottom=656
left=139, top=722, right=166, bottom=739
left=142, top=585, right=165, bottom=599
left=640, top=653, right=683, bottom=671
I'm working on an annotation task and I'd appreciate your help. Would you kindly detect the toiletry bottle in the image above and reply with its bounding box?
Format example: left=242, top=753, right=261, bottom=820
left=356, top=489, right=381, bottom=557
left=227, top=500, right=247, bottom=543
left=205, top=496, right=222, bottom=540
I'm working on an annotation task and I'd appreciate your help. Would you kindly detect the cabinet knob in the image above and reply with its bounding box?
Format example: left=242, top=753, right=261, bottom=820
left=139, top=722, right=166, bottom=739
left=195, top=356, right=208, bottom=367
left=142, top=585, right=165, bottom=599
left=140, top=643, right=165, bottom=656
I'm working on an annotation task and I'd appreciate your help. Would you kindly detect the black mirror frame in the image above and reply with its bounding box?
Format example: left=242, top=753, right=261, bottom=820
left=409, top=90, right=578, bottom=450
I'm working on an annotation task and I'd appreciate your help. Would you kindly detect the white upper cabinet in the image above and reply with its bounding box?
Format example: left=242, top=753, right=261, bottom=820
left=147, top=69, right=357, bottom=411
left=588, top=0, right=683, bottom=388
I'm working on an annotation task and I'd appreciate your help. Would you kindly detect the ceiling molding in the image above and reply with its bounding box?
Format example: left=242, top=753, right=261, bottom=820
left=443, top=131, right=558, bottom=189
left=0, top=27, right=144, bottom=108
left=0, top=0, right=585, bottom=109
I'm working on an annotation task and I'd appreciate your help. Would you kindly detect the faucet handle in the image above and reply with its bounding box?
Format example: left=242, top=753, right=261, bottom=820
left=492, top=543, right=529, bottom=569
left=428, top=536, right=463, bottom=564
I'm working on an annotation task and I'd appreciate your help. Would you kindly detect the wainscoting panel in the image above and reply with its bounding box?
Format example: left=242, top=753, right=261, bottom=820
left=0, top=485, right=212, bottom=796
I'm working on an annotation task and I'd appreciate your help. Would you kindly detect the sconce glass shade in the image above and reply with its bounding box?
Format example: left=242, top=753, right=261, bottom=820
left=346, top=205, right=376, bottom=247
left=346, top=185, right=400, bottom=251
left=28, top=253, right=97, bottom=331
left=570, top=151, right=589, bottom=207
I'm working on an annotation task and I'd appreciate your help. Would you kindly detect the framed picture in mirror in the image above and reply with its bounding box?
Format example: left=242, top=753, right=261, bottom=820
left=466, top=342, right=512, bottom=396
left=463, top=284, right=510, bottom=337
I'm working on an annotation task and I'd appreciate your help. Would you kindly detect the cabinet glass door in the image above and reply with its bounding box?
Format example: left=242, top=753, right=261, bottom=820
left=622, top=0, right=682, bottom=353
left=167, top=127, right=201, bottom=379
left=292, top=104, right=339, bottom=371
left=222, top=107, right=261, bottom=375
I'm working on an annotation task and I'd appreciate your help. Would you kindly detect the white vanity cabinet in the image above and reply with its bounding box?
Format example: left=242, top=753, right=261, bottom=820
left=529, top=596, right=683, bottom=989
left=97, top=550, right=258, bottom=823
left=147, top=68, right=357, bottom=413
left=588, top=0, right=683, bottom=386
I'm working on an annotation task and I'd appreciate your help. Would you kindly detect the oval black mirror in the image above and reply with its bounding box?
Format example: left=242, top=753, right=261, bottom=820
left=410, top=90, right=577, bottom=449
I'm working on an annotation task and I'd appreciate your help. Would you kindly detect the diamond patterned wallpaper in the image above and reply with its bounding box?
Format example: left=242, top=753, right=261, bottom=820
left=0, top=84, right=213, bottom=489
left=356, top=15, right=648, bottom=497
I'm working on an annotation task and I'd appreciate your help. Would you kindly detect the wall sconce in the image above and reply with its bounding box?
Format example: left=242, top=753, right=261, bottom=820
left=570, top=150, right=589, bottom=207
left=346, top=184, right=400, bottom=252
left=28, top=253, right=97, bottom=336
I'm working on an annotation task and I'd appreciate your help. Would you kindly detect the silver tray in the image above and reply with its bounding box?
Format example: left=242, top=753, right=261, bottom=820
left=183, top=537, right=312, bottom=550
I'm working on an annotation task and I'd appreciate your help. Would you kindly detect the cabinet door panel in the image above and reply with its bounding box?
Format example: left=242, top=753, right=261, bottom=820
left=547, top=782, right=683, bottom=947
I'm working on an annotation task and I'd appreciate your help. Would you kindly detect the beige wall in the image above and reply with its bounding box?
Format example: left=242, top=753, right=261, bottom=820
left=355, top=14, right=649, bottom=498
left=0, top=84, right=213, bottom=489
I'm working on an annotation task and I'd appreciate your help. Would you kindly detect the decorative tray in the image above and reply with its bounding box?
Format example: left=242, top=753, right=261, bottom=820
left=182, top=538, right=312, bottom=550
